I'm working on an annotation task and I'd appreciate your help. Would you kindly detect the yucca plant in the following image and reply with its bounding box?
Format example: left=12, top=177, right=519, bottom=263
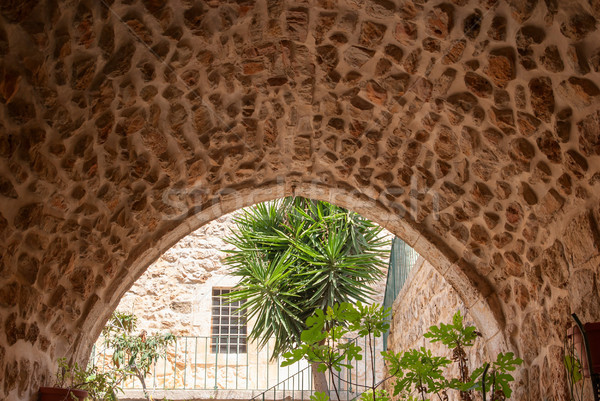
left=223, top=197, right=390, bottom=392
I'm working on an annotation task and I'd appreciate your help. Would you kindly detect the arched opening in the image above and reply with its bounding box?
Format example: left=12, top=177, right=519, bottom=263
left=0, top=0, right=599, bottom=399
left=90, top=192, right=503, bottom=399
left=77, top=182, right=507, bottom=376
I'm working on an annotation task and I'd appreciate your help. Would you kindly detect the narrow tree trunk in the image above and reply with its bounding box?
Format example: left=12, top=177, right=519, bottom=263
left=312, top=363, right=330, bottom=396
left=136, top=370, right=151, bottom=401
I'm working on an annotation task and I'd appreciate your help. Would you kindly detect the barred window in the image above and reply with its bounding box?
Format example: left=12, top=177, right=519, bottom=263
left=211, top=288, right=247, bottom=353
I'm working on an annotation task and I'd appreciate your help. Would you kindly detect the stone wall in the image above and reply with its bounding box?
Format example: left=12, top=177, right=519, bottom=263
left=386, top=258, right=485, bottom=400
left=116, top=212, right=239, bottom=336
left=0, top=0, right=600, bottom=399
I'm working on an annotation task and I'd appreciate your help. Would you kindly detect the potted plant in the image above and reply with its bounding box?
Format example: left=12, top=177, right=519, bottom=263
left=40, top=311, right=175, bottom=401
left=39, top=386, right=88, bottom=401
left=39, top=358, right=90, bottom=401
left=39, top=357, right=124, bottom=401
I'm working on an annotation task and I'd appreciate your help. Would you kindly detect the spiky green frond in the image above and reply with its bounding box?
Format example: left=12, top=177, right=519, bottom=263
left=224, top=197, right=390, bottom=358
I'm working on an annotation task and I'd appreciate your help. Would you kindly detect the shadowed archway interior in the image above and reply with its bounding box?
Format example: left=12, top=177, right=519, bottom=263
left=0, top=0, right=599, bottom=399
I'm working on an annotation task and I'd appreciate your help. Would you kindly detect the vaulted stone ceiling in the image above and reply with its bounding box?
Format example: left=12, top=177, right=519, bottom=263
left=0, top=0, right=599, bottom=399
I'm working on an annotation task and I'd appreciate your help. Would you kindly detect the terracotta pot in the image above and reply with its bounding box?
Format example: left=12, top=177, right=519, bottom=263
left=567, top=322, right=600, bottom=378
left=39, top=386, right=88, bottom=401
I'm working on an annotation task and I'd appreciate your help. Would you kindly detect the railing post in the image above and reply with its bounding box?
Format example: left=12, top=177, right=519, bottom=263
left=173, top=338, right=178, bottom=389
left=301, top=369, right=304, bottom=401
left=363, top=336, right=367, bottom=389
left=153, top=353, right=156, bottom=389
left=215, top=337, right=219, bottom=390
left=103, top=345, right=107, bottom=374
left=183, top=336, right=188, bottom=389
left=194, top=336, right=198, bottom=389
left=163, top=343, right=167, bottom=389
left=226, top=334, right=230, bottom=389
left=204, top=337, right=208, bottom=389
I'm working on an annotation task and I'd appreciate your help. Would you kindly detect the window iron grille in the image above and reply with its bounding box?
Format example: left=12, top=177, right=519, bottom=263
left=211, top=288, right=247, bottom=354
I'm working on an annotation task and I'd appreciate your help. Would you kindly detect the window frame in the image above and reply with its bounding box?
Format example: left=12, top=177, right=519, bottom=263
left=210, top=287, right=248, bottom=354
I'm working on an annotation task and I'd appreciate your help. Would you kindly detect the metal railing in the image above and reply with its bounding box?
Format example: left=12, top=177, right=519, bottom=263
left=382, top=237, right=419, bottom=350
left=90, top=334, right=383, bottom=393
left=250, top=335, right=385, bottom=401
left=91, top=336, right=308, bottom=391
left=252, top=365, right=314, bottom=401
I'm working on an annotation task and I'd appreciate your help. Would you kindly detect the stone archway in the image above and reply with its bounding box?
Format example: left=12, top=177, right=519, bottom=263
left=85, top=181, right=507, bottom=360
left=0, top=0, right=599, bottom=399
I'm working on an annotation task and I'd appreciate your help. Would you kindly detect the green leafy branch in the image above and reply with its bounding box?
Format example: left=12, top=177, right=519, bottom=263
left=465, top=352, right=523, bottom=400
left=285, top=305, right=523, bottom=401
left=101, top=311, right=175, bottom=401
left=283, top=302, right=391, bottom=401
left=424, top=310, right=482, bottom=401
left=383, top=348, right=451, bottom=401
left=55, top=357, right=125, bottom=401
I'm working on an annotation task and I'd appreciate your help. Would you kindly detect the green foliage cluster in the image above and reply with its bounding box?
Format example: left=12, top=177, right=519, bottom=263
left=384, top=311, right=522, bottom=401
left=424, top=311, right=480, bottom=348
left=385, top=347, right=452, bottom=399
left=282, top=302, right=388, bottom=369
left=102, top=311, right=175, bottom=401
left=469, top=353, right=524, bottom=397
left=224, top=198, right=389, bottom=359
left=54, top=312, right=175, bottom=401
left=282, top=302, right=391, bottom=401
left=286, top=305, right=523, bottom=401
left=564, top=354, right=583, bottom=384
left=359, top=389, right=390, bottom=401
left=55, top=357, right=122, bottom=401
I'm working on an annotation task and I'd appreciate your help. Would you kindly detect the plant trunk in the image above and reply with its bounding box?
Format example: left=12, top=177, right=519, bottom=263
left=312, top=363, right=330, bottom=396
left=136, top=369, right=151, bottom=401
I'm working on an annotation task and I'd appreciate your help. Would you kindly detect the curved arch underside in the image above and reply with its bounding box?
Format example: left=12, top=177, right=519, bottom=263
left=0, top=0, right=599, bottom=399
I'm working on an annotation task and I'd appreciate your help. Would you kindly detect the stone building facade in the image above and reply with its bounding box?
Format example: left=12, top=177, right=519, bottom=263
left=116, top=213, right=239, bottom=336
left=0, top=0, right=599, bottom=400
